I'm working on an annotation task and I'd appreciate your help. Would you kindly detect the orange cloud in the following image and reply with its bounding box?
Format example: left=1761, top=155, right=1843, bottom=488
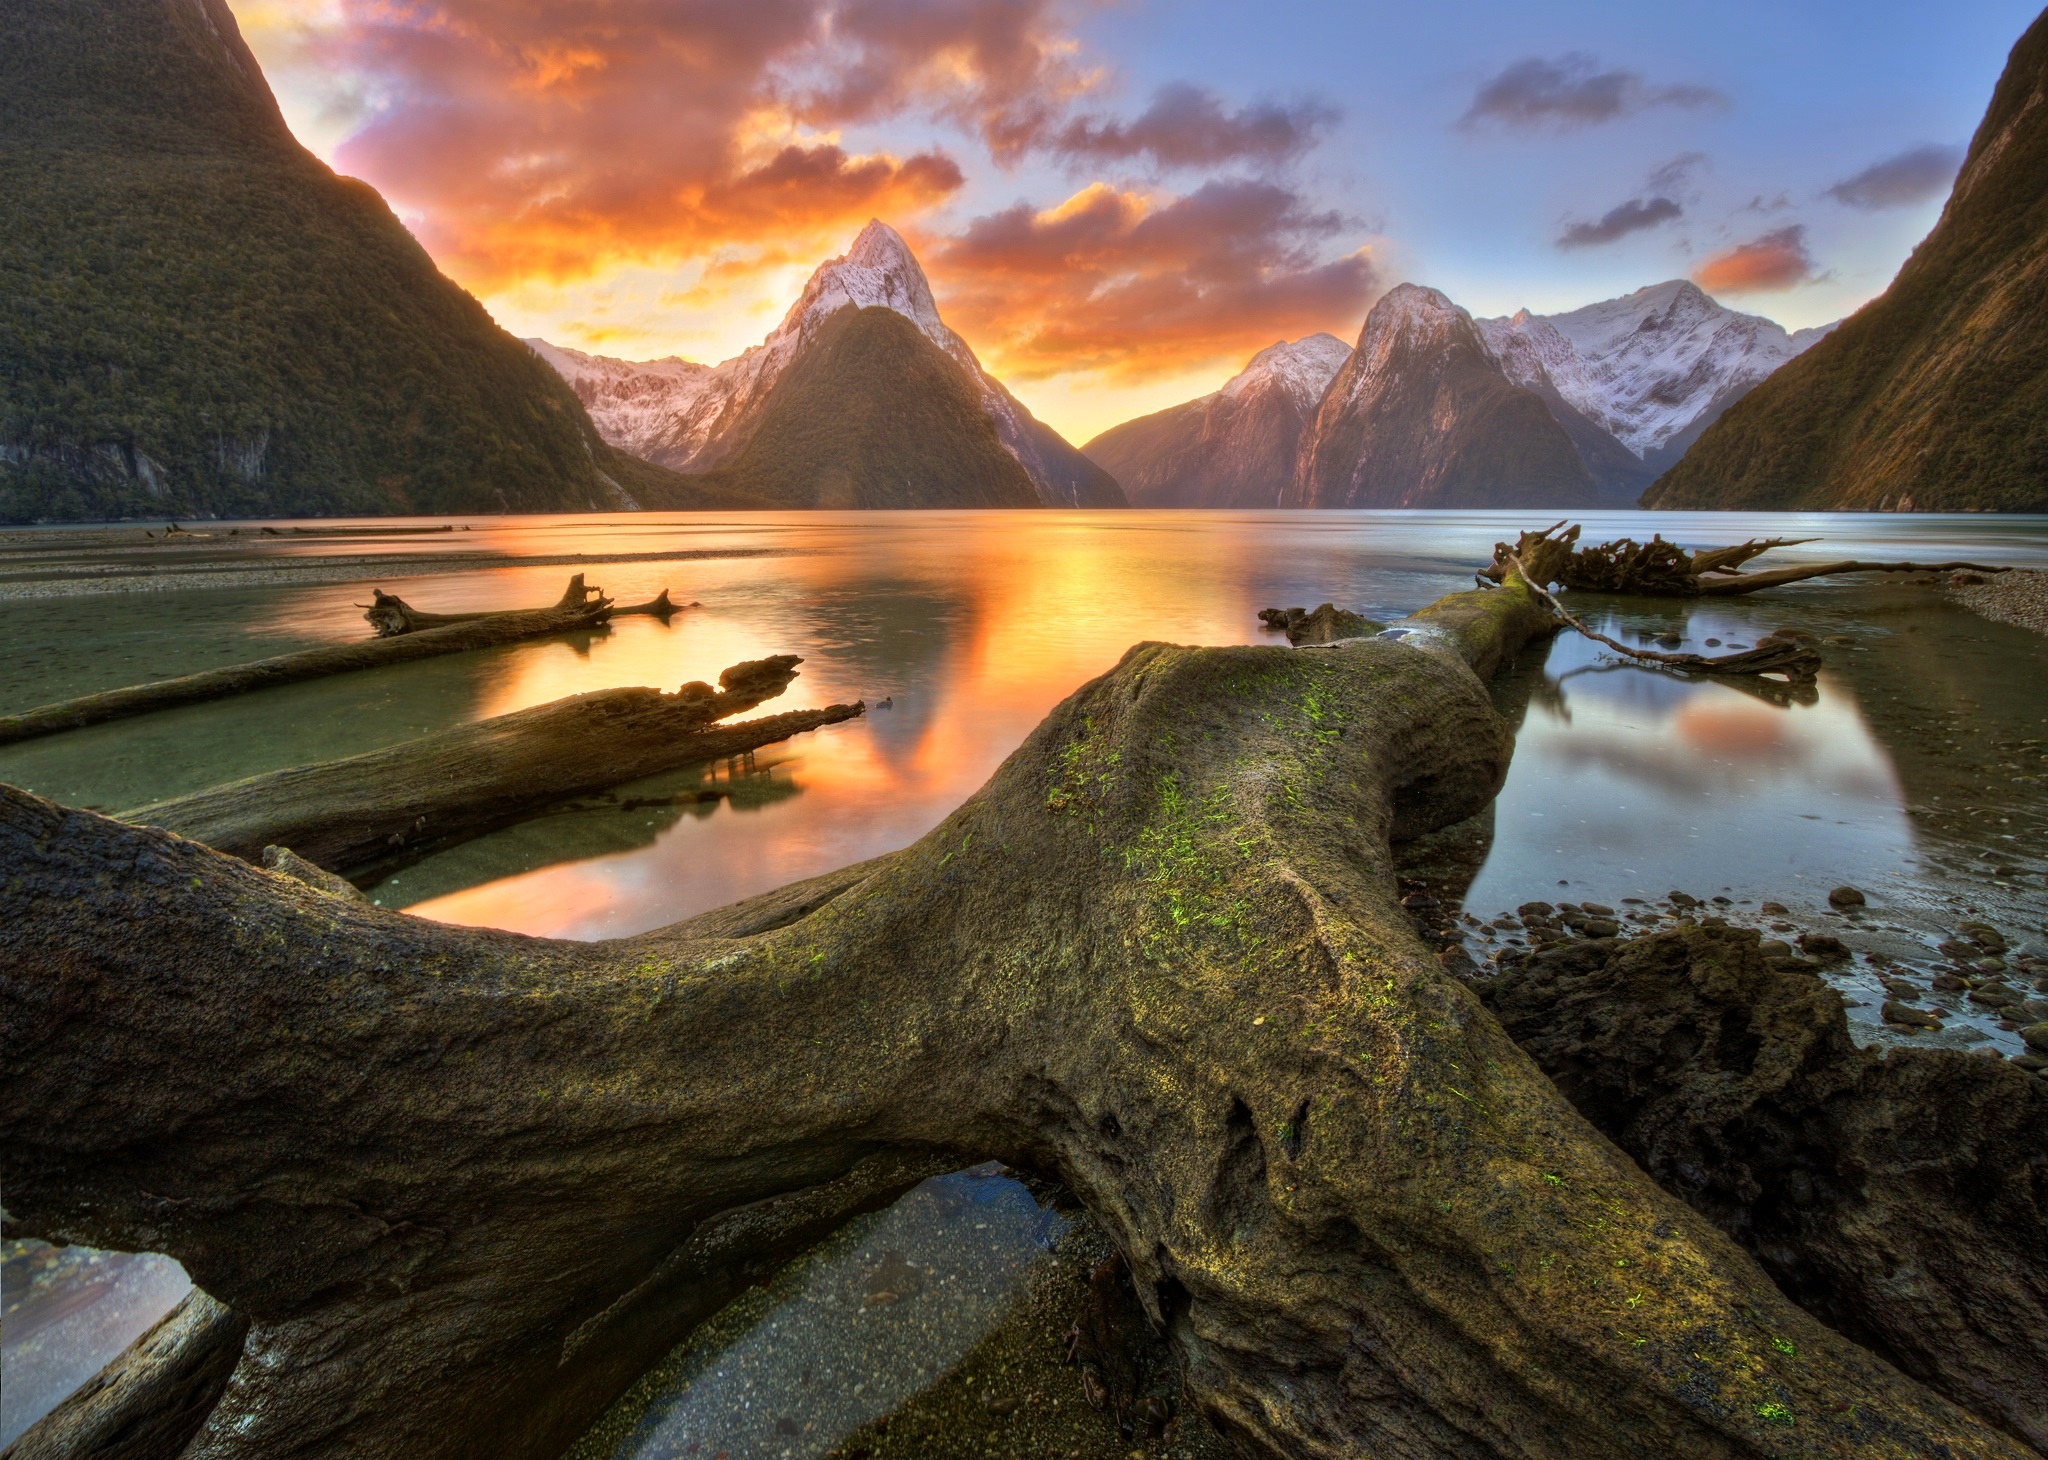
left=928, top=181, right=1376, bottom=381
left=1692, top=225, right=1816, bottom=293
left=307, top=0, right=1096, bottom=290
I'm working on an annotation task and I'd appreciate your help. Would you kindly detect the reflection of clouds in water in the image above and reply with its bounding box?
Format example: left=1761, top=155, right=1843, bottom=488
left=1467, top=651, right=1914, bottom=911
left=358, top=511, right=2048, bottom=942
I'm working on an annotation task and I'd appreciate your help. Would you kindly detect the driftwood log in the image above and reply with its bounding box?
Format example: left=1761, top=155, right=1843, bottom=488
left=1503, top=550, right=1828, bottom=682
left=121, top=656, right=863, bottom=873
left=0, top=571, right=2030, bottom=1460
left=1484, top=522, right=2012, bottom=597
left=0, top=576, right=668, bottom=748
left=359, top=573, right=678, bottom=637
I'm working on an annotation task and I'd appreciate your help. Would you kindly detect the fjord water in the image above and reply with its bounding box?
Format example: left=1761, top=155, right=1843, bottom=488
left=2, top=510, right=2043, bottom=943
left=3, top=509, right=2046, bottom=1445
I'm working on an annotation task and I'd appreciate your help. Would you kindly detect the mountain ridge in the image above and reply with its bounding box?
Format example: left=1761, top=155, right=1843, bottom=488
left=533, top=222, right=1126, bottom=509
left=1646, top=7, right=2048, bottom=512
left=0, top=0, right=721, bottom=521
left=1289, top=284, right=1599, bottom=509
left=1084, top=278, right=1829, bottom=509
left=1082, top=335, right=1350, bottom=508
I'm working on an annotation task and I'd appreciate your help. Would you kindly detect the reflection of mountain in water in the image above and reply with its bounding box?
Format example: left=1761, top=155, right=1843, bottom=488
left=791, top=581, right=977, bottom=768
left=1812, top=596, right=2048, bottom=889
left=365, top=754, right=803, bottom=908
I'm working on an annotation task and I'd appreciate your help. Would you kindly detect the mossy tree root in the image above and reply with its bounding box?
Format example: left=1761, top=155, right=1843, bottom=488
left=121, top=655, right=863, bottom=873
left=0, top=575, right=2026, bottom=1460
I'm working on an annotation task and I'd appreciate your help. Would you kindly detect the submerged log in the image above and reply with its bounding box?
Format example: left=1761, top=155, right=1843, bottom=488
left=1484, top=522, right=2012, bottom=597
left=1479, top=927, right=2048, bottom=1451
left=0, top=572, right=2028, bottom=1460
left=0, top=576, right=660, bottom=748
left=123, top=656, right=863, bottom=873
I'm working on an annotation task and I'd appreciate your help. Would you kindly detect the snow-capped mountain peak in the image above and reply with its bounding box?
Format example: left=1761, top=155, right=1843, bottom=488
left=1220, top=334, right=1352, bottom=408
left=529, top=220, right=1125, bottom=507
left=522, top=339, right=715, bottom=463
left=1477, top=281, right=1832, bottom=459
left=1346, top=284, right=1482, bottom=398
left=772, top=219, right=953, bottom=358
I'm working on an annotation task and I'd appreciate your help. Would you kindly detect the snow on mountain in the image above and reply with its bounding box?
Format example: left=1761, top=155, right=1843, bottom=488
left=1082, top=334, right=1351, bottom=508
left=1219, top=333, right=1353, bottom=407
left=1475, top=281, right=1832, bottom=459
left=529, top=221, right=1123, bottom=507
left=521, top=340, right=713, bottom=463
left=1290, top=284, right=1597, bottom=509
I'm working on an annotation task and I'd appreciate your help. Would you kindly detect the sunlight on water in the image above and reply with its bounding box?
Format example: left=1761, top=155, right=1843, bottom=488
left=2, top=510, right=2044, bottom=947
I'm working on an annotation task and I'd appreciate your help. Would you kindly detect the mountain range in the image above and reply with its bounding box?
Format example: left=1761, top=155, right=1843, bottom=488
left=0, top=0, right=728, bottom=521
left=1086, top=280, right=1831, bottom=510
left=1083, top=335, right=1352, bottom=508
left=530, top=222, right=1124, bottom=510
left=1649, top=5, right=2048, bottom=512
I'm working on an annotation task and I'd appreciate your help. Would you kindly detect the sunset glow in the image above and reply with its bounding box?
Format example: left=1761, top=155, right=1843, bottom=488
left=232, top=0, right=2035, bottom=441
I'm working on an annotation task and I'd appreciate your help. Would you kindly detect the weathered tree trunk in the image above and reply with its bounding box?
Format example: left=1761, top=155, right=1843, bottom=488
left=122, top=656, right=863, bottom=873
left=0, top=574, right=2027, bottom=1460
left=0, top=576, right=646, bottom=748
left=1479, top=927, right=2048, bottom=1451
left=1484, top=522, right=2012, bottom=597
left=0, top=1290, right=250, bottom=1460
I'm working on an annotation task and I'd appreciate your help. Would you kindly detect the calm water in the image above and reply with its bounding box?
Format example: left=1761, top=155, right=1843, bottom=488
left=3, top=508, right=2046, bottom=1441
left=5, top=510, right=2042, bottom=942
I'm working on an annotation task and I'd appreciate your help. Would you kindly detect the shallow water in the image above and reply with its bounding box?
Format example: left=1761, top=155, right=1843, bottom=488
left=6, top=510, right=2040, bottom=944
left=0, top=1239, right=192, bottom=1446
left=3, top=508, right=2046, bottom=1435
left=570, top=1166, right=1067, bottom=1460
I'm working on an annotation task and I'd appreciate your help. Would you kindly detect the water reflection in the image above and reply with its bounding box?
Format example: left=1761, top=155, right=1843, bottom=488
left=1465, top=628, right=1915, bottom=916
left=3, top=512, right=2043, bottom=946
left=0, top=1240, right=192, bottom=1447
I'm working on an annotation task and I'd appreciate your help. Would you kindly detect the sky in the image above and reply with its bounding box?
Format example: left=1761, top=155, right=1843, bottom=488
left=230, top=0, right=2042, bottom=442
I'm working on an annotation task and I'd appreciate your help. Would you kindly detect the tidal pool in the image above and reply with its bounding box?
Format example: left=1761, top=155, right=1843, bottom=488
left=3, top=508, right=2045, bottom=1437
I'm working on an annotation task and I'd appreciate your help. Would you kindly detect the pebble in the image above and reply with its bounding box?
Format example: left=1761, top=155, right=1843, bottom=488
left=1949, top=568, right=2048, bottom=638
left=1827, top=886, right=1867, bottom=908
left=2023, top=1025, right=2048, bottom=1055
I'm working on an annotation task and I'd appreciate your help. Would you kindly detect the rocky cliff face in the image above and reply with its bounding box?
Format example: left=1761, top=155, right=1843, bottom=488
left=532, top=222, right=1126, bottom=509
left=1082, top=336, right=1350, bottom=508
left=1290, top=286, right=1598, bottom=509
left=0, top=0, right=700, bottom=521
left=1646, top=7, right=2048, bottom=512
